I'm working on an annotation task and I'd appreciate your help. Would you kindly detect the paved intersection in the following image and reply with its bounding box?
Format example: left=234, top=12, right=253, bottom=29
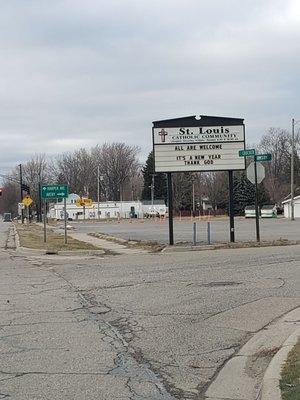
left=0, top=221, right=300, bottom=399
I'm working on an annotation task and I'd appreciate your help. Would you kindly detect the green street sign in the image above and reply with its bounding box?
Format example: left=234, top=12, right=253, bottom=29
left=41, top=184, right=69, bottom=199
left=239, top=149, right=256, bottom=157
left=255, top=154, right=272, bottom=162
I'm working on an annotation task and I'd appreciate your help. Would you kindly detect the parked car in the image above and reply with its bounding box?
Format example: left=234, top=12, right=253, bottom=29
left=261, top=205, right=277, bottom=218
left=245, top=205, right=259, bottom=218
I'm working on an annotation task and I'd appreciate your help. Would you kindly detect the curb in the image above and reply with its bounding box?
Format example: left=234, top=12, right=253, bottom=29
left=260, top=327, right=300, bottom=400
left=162, top=240, right=300, bottom=253
left=14, top=247, right=105, bottom=257
left=205, top=307, right=300, bottom=400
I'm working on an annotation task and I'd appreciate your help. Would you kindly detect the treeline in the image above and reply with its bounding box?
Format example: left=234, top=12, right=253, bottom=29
left=0, top=127, right=299, bottom=217
left=0, top=143, right=143, bottom=216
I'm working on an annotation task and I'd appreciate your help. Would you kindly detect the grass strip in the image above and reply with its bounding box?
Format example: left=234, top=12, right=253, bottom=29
left=280, top=338, right=300, bottom=400
left=15, top=223, right=100, bottom=251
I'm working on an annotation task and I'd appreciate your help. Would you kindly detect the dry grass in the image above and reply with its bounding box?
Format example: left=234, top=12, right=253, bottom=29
left=280, top=338, right=300, bottom=400
left=15, top=223, right=100, bottom=251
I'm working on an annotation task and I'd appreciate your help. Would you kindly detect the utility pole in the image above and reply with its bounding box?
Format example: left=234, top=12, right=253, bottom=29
left=254, top=156, right=260, bottom=242
left=291, top=118, right=295, bottom=220
left=19, top=164, right=24, bottom=223
left=97, top=165, right=100, bottom=220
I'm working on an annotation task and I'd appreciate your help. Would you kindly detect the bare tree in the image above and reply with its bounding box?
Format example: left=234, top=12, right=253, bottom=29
left=54, top=149, right=95, bottom=196
left=92, top=143, right=140, bottom=201
left=202, top=172, right=228, bottom=212
left=258, top=128, right=298, bottom=203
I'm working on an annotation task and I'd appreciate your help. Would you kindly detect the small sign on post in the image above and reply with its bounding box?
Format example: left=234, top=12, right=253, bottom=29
left=256, top=154, right=272, bottom=162
left=239, top=149, right=256, bottom=157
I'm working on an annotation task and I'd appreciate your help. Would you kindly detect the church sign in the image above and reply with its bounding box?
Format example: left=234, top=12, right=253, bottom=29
left=153, top=115, right=245, bottom=173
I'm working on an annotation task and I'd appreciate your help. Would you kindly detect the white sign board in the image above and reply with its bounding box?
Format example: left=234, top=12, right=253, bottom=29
left=246, top=162, right=265, bottom=184
left=153, top=125, right=245, bottom=172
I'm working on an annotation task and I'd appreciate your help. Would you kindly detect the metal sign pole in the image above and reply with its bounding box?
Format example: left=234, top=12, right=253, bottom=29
left=64, top=197, right=67, bottom=244
left=254, top=156, right=260, bottom=242
left=228, top=170, right=235, bottom=242
left=167, top=173, right=174, bottom=245
left=19, top=164, right=24, bottom=224
left=43, top=199, right=47, bottom=243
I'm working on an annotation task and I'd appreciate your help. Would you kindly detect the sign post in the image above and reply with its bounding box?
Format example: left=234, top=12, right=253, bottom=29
left=240, top=151, right=271, bottom=242
left=64, top=197, right=67, bottom=244
left=228, top=170, right=235, bottom=242
left=167, top=173, right=174, bottom=245
left=153, top=115, right=246, bottom=245
left=254, top=156, right=260, bottom=242
left=43, top=199, right=47, bottom=243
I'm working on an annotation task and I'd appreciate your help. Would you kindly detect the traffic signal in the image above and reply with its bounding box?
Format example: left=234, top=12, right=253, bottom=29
left=21, top=184, right=30, bottom=194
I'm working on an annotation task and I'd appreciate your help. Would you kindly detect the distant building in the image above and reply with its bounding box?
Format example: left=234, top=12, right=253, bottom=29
left=48, top=194, right=167, bottom=220
left=282, top=195, right=300, bottom=218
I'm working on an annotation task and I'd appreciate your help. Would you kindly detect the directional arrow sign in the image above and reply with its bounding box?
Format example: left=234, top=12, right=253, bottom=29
left=256, top=154, right=272, bottom=162
left=246, top=162, right=265, bottom=184
left=41, top=184, right=69, bottom=199
left=239, top=149, right=256, bottom=157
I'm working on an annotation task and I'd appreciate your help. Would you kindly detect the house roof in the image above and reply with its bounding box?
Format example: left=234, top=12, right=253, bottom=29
left=282, top=195, right=300, bottom=204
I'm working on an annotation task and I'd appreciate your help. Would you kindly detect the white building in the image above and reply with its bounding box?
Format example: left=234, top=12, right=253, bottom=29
left=49, top=194, right=167, bottom=220
left=282, top=195, right=300, bottom=218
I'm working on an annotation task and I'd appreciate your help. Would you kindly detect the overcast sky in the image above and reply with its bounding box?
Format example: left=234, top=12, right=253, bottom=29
left=0, top=0, right=299, bottom=173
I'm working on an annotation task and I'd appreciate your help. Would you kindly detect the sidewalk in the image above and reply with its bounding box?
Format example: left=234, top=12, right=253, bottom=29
left=67, top=232, right=149, bottom=255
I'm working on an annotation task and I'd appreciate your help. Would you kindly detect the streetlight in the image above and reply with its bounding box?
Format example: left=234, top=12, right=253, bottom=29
left=291, top=118, right=300, bottom=220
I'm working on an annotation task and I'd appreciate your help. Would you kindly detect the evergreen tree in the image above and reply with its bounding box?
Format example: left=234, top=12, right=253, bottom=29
left=233, top=172, right=270, bottom=215
left=141, top=151, right=167, bottom=201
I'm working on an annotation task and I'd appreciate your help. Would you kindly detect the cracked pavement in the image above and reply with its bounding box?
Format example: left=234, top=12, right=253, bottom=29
left=0, top=222, right=300, bottom=399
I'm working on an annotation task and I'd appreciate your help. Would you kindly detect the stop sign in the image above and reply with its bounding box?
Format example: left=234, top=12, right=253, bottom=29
left=246, top=162, right=265, bottom=184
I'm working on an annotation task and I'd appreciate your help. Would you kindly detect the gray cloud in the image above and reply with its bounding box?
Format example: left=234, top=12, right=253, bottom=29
left=0, top=0, right=299, bottom=174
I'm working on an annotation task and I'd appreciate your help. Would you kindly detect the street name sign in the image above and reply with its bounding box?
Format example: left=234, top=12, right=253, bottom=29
left=153, top=115, right=245, bottom=172
left=256, top=154, right=272, bottom=162
left=41, top=184, right=69, bottom=199
left=246, top=162, right=265, bottom=184
left=239, top=149, right=255, bottom=157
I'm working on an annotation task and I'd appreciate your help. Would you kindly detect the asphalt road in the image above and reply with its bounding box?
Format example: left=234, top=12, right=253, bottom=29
left=69, top=216, right=300, bottom=244
left=1, top=221, right=300, bottom=399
